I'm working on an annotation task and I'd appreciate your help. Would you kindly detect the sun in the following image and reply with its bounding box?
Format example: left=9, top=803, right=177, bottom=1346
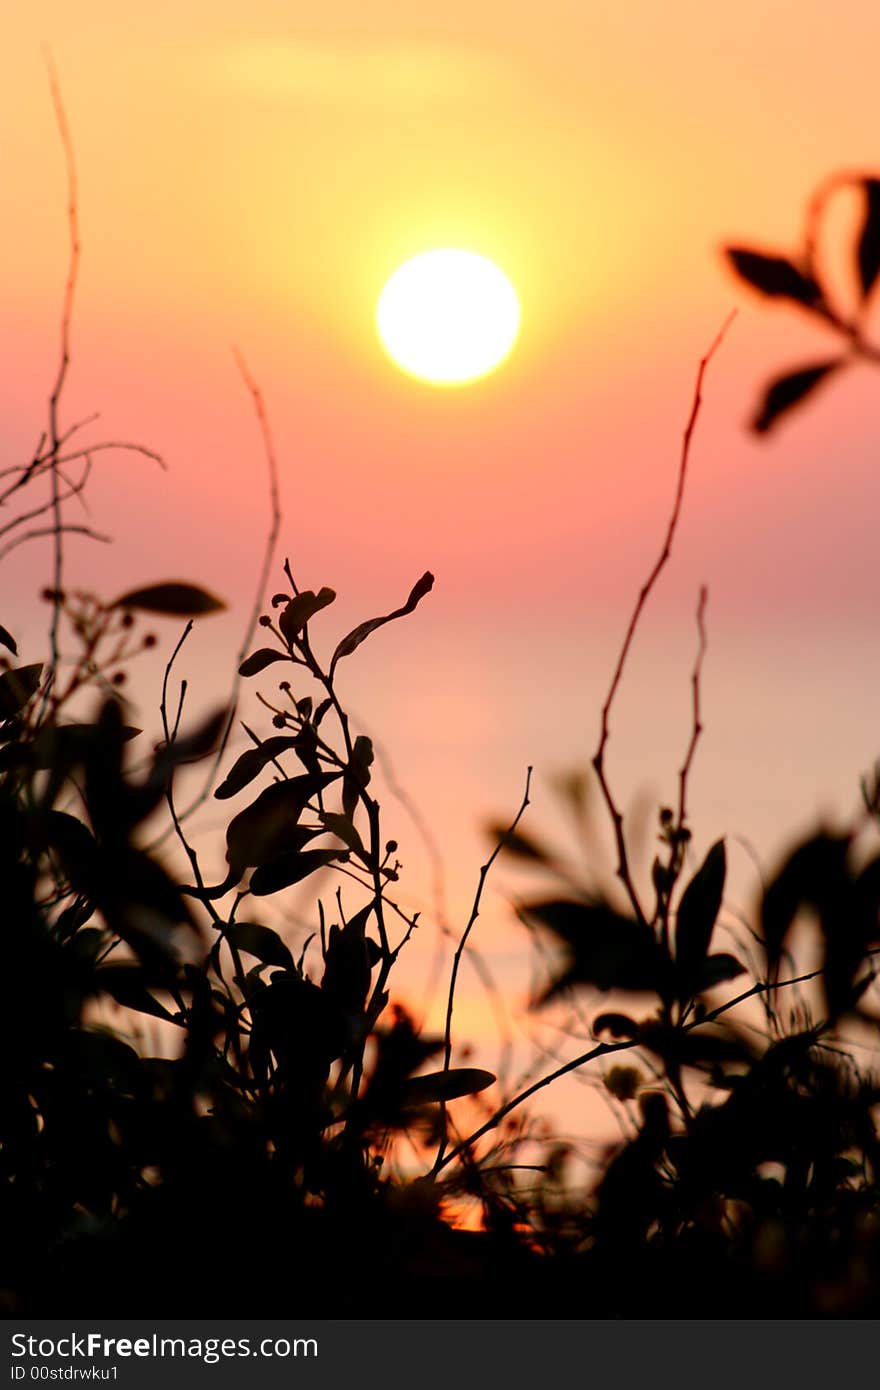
left=376, top=249, right=520, bottom=386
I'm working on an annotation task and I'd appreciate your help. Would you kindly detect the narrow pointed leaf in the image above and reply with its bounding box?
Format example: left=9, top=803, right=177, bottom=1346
left=96, top=965, right=179, bottom=1023
left=112, top=582, right=225, bottom=616
left=752, top=360, right=842, bottom=434
left=0, top=663, right=42, bottom=718
left=675, top=839, right=726, bottom=992
left=725, top=247, right=823, bottom=307
left=400, top=1067, right=495, bottom=1106
left=330, top=571, right=434, bottom=676
left=238, top=648, right=290, bottom=677
left=0, top=624, right=16, bottom=656
left=249, top=847, right=347, bottom=897
left=214, top=735, right=302, bottom=800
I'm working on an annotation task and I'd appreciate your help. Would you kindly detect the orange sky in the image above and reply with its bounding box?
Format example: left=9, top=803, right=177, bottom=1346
left=4, top=2, right=880, bottom=1137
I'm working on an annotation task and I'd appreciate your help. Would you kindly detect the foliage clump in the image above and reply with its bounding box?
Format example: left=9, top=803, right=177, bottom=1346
left=2, top=128, right=880, bottom=1317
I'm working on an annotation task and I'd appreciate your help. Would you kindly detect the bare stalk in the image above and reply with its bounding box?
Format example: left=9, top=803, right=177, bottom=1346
left=591, top=313, right=735, bottom=925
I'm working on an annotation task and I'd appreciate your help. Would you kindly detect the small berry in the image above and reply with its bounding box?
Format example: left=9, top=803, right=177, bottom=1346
left=143, top=634, right=157, bottom=649
left=385, top=839, right=398, bottom=854
left=112, top=671, right=127, bottom=686
left=272, top=713, right=286, bottom=728
left=259, top=615, right=272, bottom=628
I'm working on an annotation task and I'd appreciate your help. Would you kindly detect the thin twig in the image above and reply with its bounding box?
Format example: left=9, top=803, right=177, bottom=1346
left=0, top=523, right=111, bottom=563
left=43, top=50, right=80, bottom=681
left=165, top=350, right=282, bottom=833
left=432, top=766, right=532, bottom=1173
left=677, top=584, right=708, bottom=832
left=591, top=313, right=735, bottom=925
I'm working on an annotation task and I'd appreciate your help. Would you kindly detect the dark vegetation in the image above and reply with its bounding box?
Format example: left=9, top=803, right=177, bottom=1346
left=2, top=77, right=880, bottom=1317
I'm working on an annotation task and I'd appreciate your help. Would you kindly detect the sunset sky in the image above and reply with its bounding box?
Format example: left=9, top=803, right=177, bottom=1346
left=4, top=3, right=880, bottom=1132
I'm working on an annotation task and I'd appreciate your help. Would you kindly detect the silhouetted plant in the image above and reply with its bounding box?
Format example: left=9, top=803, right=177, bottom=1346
left=3, top=78, right=880, bottom=1316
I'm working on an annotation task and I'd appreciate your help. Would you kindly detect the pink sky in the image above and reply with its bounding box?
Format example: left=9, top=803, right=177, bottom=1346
left=4, top=2, right=880, bottom=1139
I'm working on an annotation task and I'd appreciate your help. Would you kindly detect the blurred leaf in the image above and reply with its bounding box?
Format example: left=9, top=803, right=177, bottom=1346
left=329, top=571, right=434, bottom=676
left=0, top=623, right=17, bottom=656
left=249, top=847, right=347, bottom=897
left=592, top=1012, right=640, bottom=1039
left=112, top=582, right=225, bottom=616
left=400, top=1067, right=495, bottom=1107
left=0, top=663, right=42, bottom=718
left=32, top=721, right=140, bottom=770
left=725, top=247, right=823, bottom=306
left=238, top=648, right=289, bottom=677
left=153, top=708, right=226, bottom=776
left=761, top=833, right=850, bottom=969
left=751, top=361, right=842, bottom=434
left=856, top=178, right=880, bottom=299
left=526, top=899, right=671, bottom=1003
left=224, top=921, right=295, bottom=971
left=214, top=735, right=301, bottom=800
left=96, top=964, right=178, bottom=1023
left=484, top=820, right=553, bottom=864
left=279, top=587, right=336, bottom=644
left=675, top=839, right=726, bottom=996
left=697, top=952, right=747, bottom=990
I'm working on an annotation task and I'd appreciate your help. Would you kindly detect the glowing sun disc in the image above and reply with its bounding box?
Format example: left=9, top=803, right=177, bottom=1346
left=376, top=249, right=520, bottom=385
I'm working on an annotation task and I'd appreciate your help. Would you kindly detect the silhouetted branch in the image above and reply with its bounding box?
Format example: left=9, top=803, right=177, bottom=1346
left=676, top=583, right=708, bottom=833
left=162, top=350, right=282, bottom=836
left=0, top=523, right=111, bottom=563
left=433, top=766, right=532, bottom=1173
left=43, top=50, right=80, bottom=678
left=592, top=314, right=734, bottom=925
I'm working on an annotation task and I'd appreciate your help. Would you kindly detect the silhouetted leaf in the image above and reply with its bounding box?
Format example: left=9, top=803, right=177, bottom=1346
left=313, top=697, right=333, bottom=727
left=856, top=178, right=880, bottom=299
left=112, top=582, right=225, bottom=615
left=96, top=964, right=178, bottom=1023
left=593, top=1012, right=640, bottom=1039
left=0, top=623, right=17, bottom=655
left=725, top=247, right=823, bottom=307
left=526, top=899, right=672, bottom=1002
left=224, top=772, right=340, bottom=875
left=321, top=908, right=375, bottom=1011
left=484, top=820, right=554, bottom=864
left=224, top=921, right=295, bottom=971
left=676, top=839, right=726, bottom=996
left=238, top=648, right=290, bottom=677
left=751, top=360, right=842, bottom=434
left=0, top=663, right=42, bottom=718
left=342, top=734, right=374, bottom=819
left=761, top=833, right=850, bottom=969
left=214, top=735, right=301, bottom=800
left=32, top=721, right=140, bottom=770
left=279, top=587, right=336, bottom=644
left=153, top=708, right=226, bottom=775
left=329, top=571, right=434, bottom=676
left=249, top=847, right=347, bottom=896
left=697, top=952, right=747, bottom=990
left=400, top=1067, right=495, bottom=1106
left=319, top=810, right=366, bottom=858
